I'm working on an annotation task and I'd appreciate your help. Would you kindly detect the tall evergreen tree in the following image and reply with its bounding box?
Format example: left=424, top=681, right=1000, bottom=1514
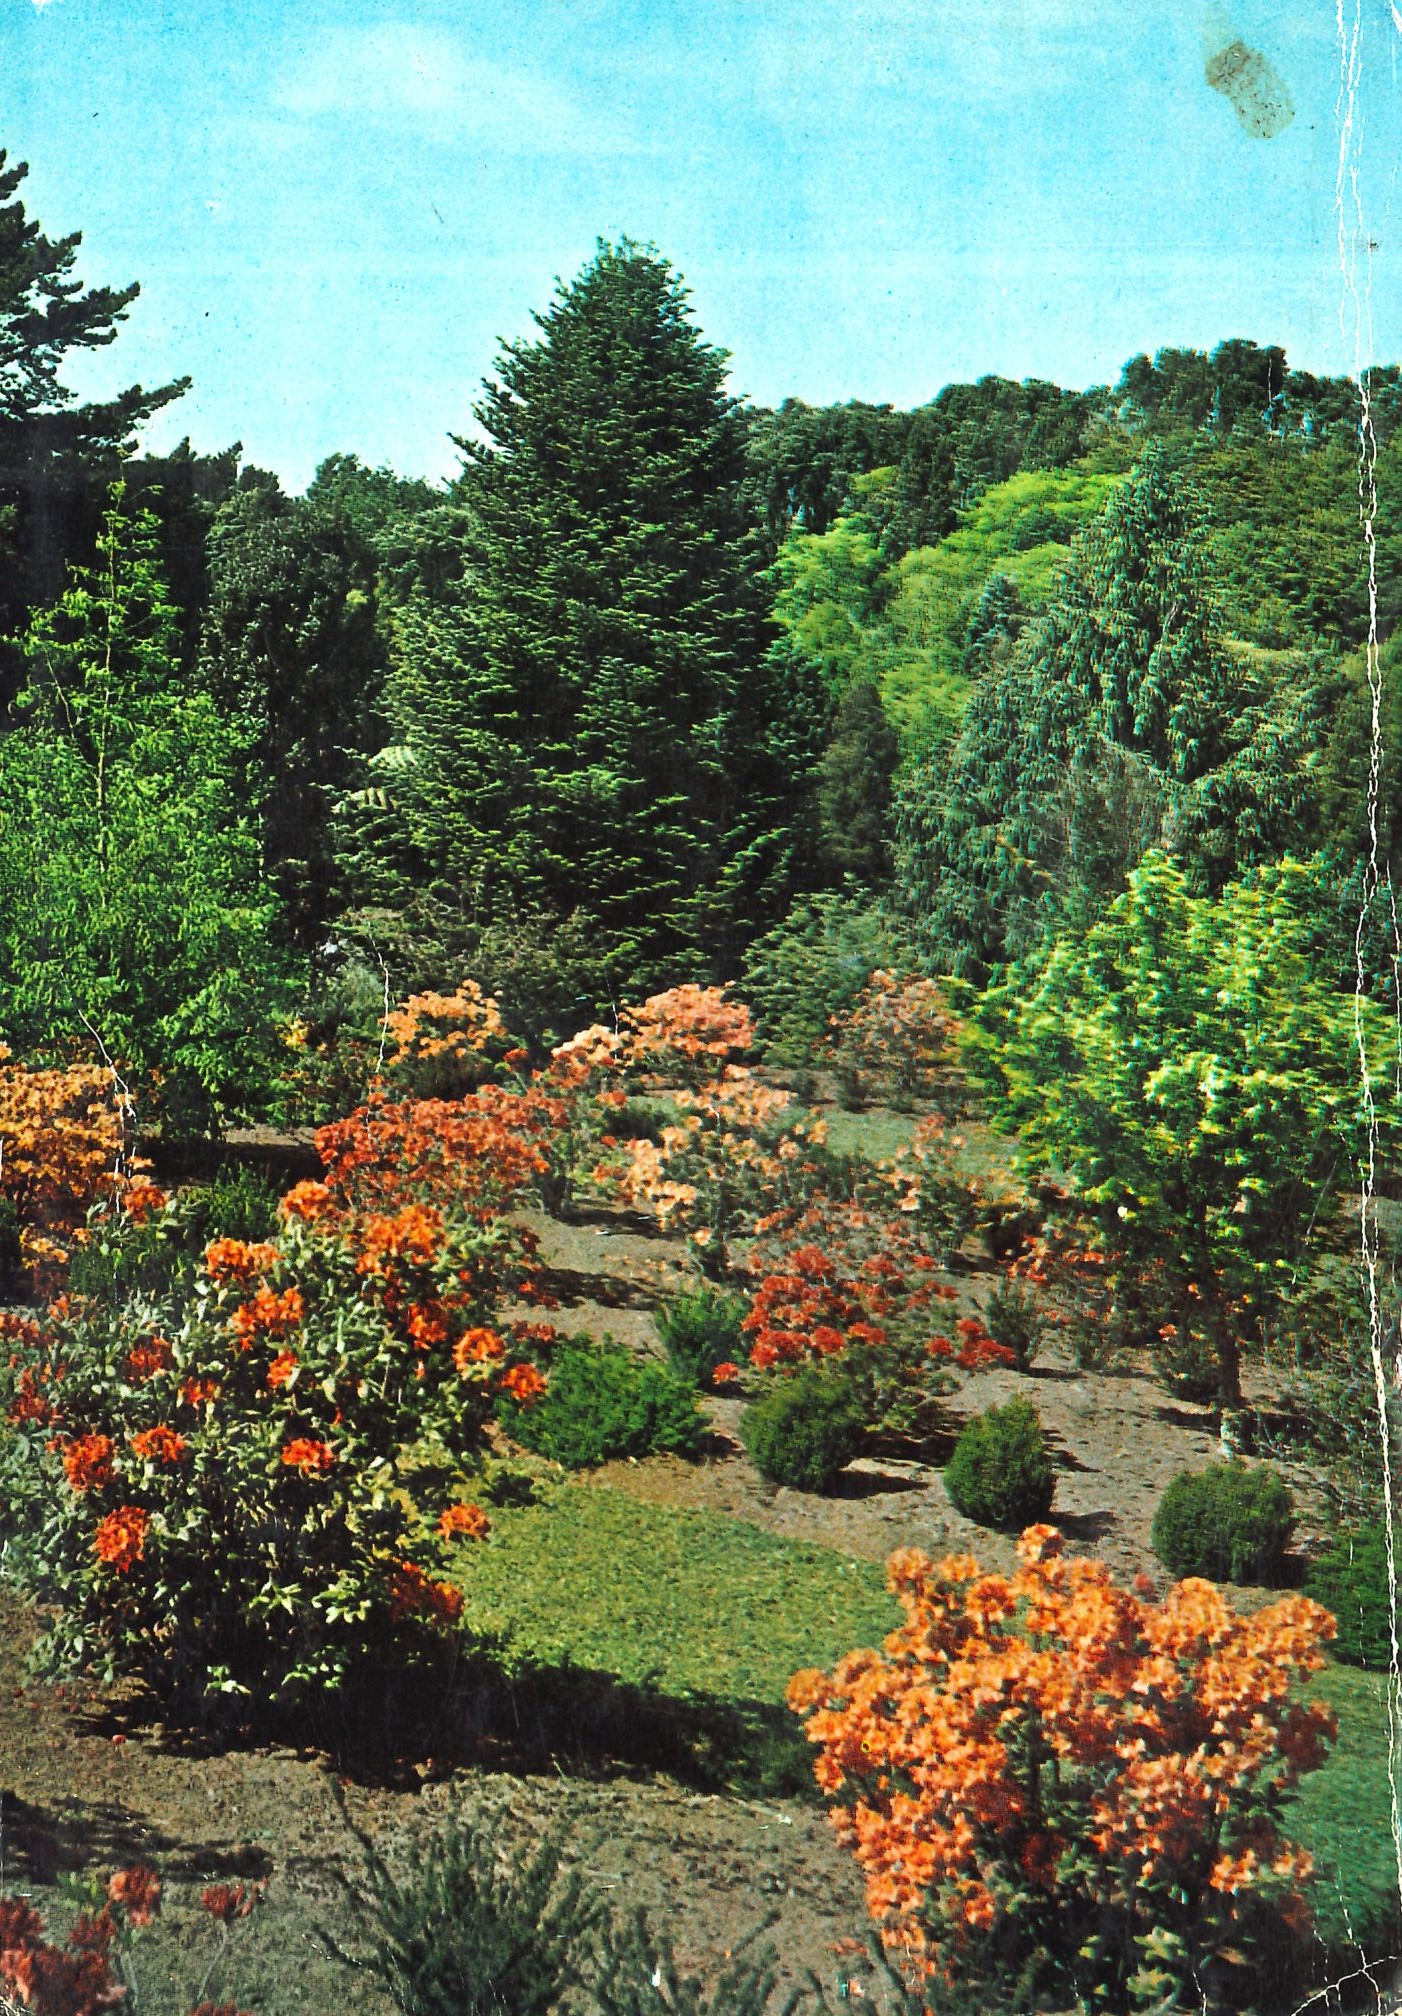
left=375, top=240, right=794, bottom=989
left=0, top=151, right=187, bottom=688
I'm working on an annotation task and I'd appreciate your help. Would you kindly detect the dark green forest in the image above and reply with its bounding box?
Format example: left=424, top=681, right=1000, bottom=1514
left=2, top=147, right=1399, bottom=1120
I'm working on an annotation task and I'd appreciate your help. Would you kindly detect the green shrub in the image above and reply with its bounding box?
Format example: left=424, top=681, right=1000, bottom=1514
left=655, top=1285, right=747, bottom=1387
left=499, top=1341, right=704, bottom=1468
left=943, top=1398, right=1054, bottom=1528
left=983, top=1278, right=1041, bottom=1372
left=1304, top=1524, right=1396, bottom=1667
left=1151, top=1462, right=1294, bottom=1584
left=739, top=890, right=906, bottom=1070
left=739, top=1369, right=865, bottom=1493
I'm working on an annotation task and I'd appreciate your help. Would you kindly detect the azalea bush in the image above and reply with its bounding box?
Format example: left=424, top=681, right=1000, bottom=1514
left=0, top=1088, right=562, bottom=1710
left=828, top=970, right=959, bottom=1112
left=0, top=1860, right=259, bottom=2016
left=0, top=1046, right=130, bottom=1287
left=788, top=1526, right=1337, bottom=2013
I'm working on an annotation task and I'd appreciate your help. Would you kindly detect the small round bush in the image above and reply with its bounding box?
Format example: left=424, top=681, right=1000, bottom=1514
left=655, top=1285, right=746, bottom=1387
left=1151, top=1462, right=1294, bottom=1585
left=944, top=1398, right=1055, bottom=1529
left=499, top=1342, right=704, bottom=1468
left=1305, top=1523, right=1394, bottom=1666
left=739, top=1370, right=865, bottom=1493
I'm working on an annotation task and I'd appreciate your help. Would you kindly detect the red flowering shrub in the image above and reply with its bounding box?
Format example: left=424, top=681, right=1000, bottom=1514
left=0, top=1084, right=562, bottom=1711
left=789, top=1525, right=1336, bottom=2012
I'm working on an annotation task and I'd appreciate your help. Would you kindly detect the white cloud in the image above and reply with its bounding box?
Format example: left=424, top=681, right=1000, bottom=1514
left=272, top=23, right=637, bottom=155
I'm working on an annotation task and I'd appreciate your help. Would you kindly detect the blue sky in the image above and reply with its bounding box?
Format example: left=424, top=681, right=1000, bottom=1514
left=3, top=0, right=1399, bottom=489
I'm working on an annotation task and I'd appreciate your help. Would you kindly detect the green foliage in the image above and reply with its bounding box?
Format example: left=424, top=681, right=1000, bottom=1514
left=332, top=1794, right=596, bottom=2016
left=0, top=151, right=188, bottom=696
left=656, top=1285, right=747, bottom=1388
left=363, top=240, right=800, bottom=989
left=1304, top=1525, right=1397, bottom=1669
left=739, top=1368, right=865, bottom=1493
left=1285, top=1663, right=1402, bottom=1957
left=590, top=1913, right=794, bottom=2016
left=0, top=488, right=293, bottom=1123
left=896, top=449, right=1322, bottom=975
left=1151, top=1463, right=1294, bottom=1584
left=981, top=851, right=1386, bottom=1403
left=942, top=1397, right=1055, bottom=1528
left=499, top=1341, right=705, bottom=1468
left=982, top=1278, right=1041, bottom=1373
left=68, top=1166, right=281, bottom=1305
left=811, top=680, right=900, bottom=886
left=740, top=889, right=906, bottom=1069
left=198, top=476, right=391, bottom=947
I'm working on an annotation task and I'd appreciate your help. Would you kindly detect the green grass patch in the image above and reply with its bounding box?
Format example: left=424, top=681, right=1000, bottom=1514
left=450, top=1484, right=897, bottom=1704
left=819, top=1107, right=917, bottom=1161
left=1288, top=1662, right=1402, bottom=1956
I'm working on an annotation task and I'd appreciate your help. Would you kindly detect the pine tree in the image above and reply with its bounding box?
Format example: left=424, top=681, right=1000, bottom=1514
left=0, top=150, right=188, bottom=686
left=378, top=240, right=789, bottom=991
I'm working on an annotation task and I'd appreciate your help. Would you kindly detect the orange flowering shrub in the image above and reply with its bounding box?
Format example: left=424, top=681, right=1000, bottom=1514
left=828, top=972, right=959, bottom=1110
left=0, top=1086, right=559, bottom=1711
left=789, top=1526, right=1337, bottom=2012
left=0, top=1047, right=130, bottom=1284
left=381, top=978, right=510, bottom=1095
left=617, top=983, right=754, bottom=1083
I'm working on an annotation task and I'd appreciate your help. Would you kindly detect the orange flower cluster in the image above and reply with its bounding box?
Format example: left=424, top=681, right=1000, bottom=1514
left=452, top=1326, right=506, bottom=1373
left=105, top=1866, right=161, bottom=1928
left=266, top=1349, right=299, bottom=1390
left=281, top=1438, right=335, bottom=1475
left=126, top=1333, right=174, bottom=1382
left=498, top=1362, right=547, bottom=1406
left=353, top=1203, right=443, bottom=1275
left=0, top=1048, right=129, bottom=1284
left=279, top=1179, right=333, bottom=1224
left=438, top=1501, right=491, bottom=1542
left=129, top=1425, right=186, bottom=1466
left=118, top=1178, right=168, bottom=1225
left=179, top=1375, right=219, bottom=1410
left=205, top=1238, right=280, bottom=1286
left=829, top=972, right=955, bottom=1106
left=200, top=1882, right=260, bottom=1924
left=61, top=1434, right=115, bottom=1495
left=384, top=978, right=508, bottom=1074
left=926, top=1314, right=1016, bottom=1373
left=229, top=1285, right=305, bottom=1347
left=617, top=984, right=754, bottom=1077
left=788, top=1526, right=1336, bottom=1999
left=93, top=1506, right=149, bottom=1574
left=315, top=1084, right=564, bottom=1220
left=386, top=1559, right=465, bottom=1625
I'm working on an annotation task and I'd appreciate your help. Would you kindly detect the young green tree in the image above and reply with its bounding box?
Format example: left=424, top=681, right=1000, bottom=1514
left=371, top=240, right=798, bottom=993
left=0, top=486, right=291, bottom=1120
left=979, top=852, right=1387, bottom=1404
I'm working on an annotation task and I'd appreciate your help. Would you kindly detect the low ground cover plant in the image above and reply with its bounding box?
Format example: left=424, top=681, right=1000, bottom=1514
left=1151, top=1461, right=1294, bottom=1585
left=942, top=1396, right=1055, bottom=1528
left=498, top=1339, right=704, bottom=1468
left=788, top=1525, right=1338, bottom=2013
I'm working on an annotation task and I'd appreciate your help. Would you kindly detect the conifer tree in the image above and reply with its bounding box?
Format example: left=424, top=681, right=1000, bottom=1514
left=377, top=241, right=794, bottom=991
left=896, top=448, right=1319, bottom=976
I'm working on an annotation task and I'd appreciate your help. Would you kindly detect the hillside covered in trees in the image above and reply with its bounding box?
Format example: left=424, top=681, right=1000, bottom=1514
left=1, top=148, right=1398, bottom=1117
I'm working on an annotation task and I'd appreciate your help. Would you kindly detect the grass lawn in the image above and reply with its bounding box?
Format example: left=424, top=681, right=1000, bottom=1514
left=450, top=1482, right=898, bottom=1705
left=1289, top=1662, right=1402, bottom=1954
